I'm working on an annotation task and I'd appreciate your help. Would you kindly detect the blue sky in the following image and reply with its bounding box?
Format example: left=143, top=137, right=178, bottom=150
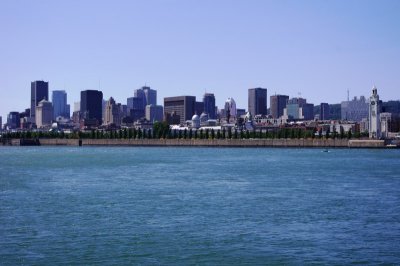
left=1, top=0, right=399, bottom=119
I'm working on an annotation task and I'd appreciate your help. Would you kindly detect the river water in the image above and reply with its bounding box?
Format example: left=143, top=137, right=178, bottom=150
left=1, top=147, right=399, bottom=264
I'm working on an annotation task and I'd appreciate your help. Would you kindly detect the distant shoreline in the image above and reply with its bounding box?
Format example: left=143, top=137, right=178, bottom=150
left=1, top=138, right=395, bottom=148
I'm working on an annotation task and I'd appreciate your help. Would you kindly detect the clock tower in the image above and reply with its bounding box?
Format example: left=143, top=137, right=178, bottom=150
left=368, top=86, right=381, bottom=139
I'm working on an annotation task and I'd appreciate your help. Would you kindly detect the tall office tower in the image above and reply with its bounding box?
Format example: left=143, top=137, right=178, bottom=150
left=195, top=101, right=204, bottom=115
left=52, top=90, right=69, bottom=119
left=300, top=103, right=314, bottom=120
left=74, top=102, right=80, bottom=112
left=284, top=98, right=308, bottom=120
left=341, top=96, right=369, bottom=121
left=127, top=97, right=145, bottom=121
left=134, top=86, right=157, bottom=107
left=7, top=112, right=20, bottom=129
left=320, top=103, right=330, bottom=120
left=35, top=99, right=53, bottom=128
left=248, top=88, right=267, bottom=116
left=270, top=95, right=289, bottom=118
left=145, top=104, right=164, bottom=122
left=30, top=80, right=49, bottom=119
left=369, top=86, right=381, bottom=139
left=224, top=97, right=237, bottom=122
left=80, top=90, right=103, bottom=125
left=104, top=97, right=121, bottom=126
left=203, top=93, right=216, bottom=119
left=164, top=96, right=196, bottom=125
left=0, top=116, right=2, bottom=130
left=143, top=86, right=157, bottom=106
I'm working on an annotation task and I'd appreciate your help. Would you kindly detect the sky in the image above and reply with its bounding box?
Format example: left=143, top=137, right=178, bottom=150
left=1, top=0, right=400, bottom=120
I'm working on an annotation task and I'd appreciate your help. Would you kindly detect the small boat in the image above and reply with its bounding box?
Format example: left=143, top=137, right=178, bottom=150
left=322, top=149, right=329, bottom=152
left=386, top=144, right=397, bottom=148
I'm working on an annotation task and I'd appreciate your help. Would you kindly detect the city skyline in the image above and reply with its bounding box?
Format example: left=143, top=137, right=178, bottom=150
left=1, top=0, right=400, bottom=119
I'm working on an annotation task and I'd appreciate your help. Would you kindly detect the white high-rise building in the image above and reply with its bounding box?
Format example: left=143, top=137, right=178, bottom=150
left=369, top=86, right=381, bottom=139
left=35, top=99, right=53, bottom=128
left=104, top=97, right=121, bottom=126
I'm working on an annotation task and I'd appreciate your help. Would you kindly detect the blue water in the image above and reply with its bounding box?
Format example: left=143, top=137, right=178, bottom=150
left=1, top=147, right=400, bottom=265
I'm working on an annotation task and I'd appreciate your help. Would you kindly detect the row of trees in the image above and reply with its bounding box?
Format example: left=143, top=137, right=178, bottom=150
left=1, top=122, right=365, bottom=140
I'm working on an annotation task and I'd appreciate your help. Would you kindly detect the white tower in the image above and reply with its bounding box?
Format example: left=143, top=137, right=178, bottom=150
left=369, top=86, right=381, bottom=139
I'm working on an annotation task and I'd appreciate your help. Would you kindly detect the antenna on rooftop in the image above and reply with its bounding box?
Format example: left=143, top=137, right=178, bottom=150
left=347, top=89, right=349, bottom=101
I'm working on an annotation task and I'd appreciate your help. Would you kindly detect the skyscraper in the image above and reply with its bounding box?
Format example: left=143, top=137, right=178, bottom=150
left=35, top=99, right=53, bottom=128
left=203, top=93, right=216, bottom=119
left=127, top=97, right=145, bottom=121
left=320, top=103, right=330, bottom=120
left=104, top=97, right=121, bottom=126
left=270, top=95, right=289, bottom=118
left=30, top=80, right=49, bottom=119
left=7, top=112, right=20, bottom=129
left=52, top=90, right=69, bottom=119
left=143, top=86, right=157, bottom=106
left=146, top=104, right=163, bottom=122
left=128, top=86, right=157, bottom=121
left=248, top=88, right=267, bottom=116
left=164, top=96, right=196, bottom=125
left=284, top=98, right=308, bottom=120
left=134, top=86, right=157, bottom=108
left=80, top=90, right=103, bottom=125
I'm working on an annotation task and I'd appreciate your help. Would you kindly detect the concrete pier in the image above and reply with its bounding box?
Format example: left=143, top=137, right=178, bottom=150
left=29, top=138, right=388, bottom=148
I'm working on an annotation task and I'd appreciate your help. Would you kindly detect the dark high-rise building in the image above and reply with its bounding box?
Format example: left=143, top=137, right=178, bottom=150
left=7, top=112, right=20, bottom=129
left=128, top=86, right=157, bottom=121
left=301, top=103, right=314, bottom=120
left=320, top=103, right=330, bottom=120
left=164, top=96, right=196, bottom=125
left=382, top=100, right=400, bottom=115
left=31, top=81, right=49, bottom=119
left=80, top=90, right=103, bottom=124
left=52, top=90, right=69, bottom=119
left=127, top=97, right=145, bottom=121
left=248, top=88, right=267, bottom=116
left=203, top=93, right=216, bottom=119
left=195, top=101, right=203, bottom=115
left=134, top=86, right=157, bottom=108
left=270, top=94, right=289, bottom=118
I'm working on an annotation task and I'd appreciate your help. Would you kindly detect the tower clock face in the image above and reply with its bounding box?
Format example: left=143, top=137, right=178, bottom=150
left=371, top=101, right=375, bottom=105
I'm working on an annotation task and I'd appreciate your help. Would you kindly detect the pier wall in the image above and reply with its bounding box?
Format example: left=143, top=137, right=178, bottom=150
left=2, top=138, right=388, bottom=148
left=38, top=138, right=385, bottom=148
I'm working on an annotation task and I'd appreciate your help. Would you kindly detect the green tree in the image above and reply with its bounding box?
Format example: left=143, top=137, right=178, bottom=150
left=326, top=128, right=330, bottom=139
left=240, top=130, right=244, bottom=139
left=227, top=128, right=232, bottom=139
left=347, top=130, right=352, bottom=139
